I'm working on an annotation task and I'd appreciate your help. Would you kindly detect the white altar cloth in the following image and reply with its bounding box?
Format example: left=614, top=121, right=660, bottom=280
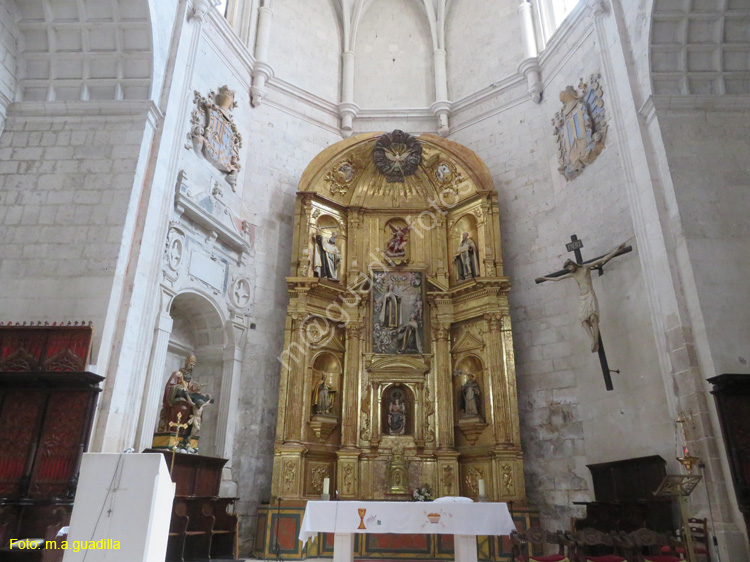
left=298, top=501, right=516, bottom=544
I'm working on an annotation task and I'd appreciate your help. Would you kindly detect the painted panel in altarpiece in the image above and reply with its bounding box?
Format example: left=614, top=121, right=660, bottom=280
left=371, top=271, right=424, bottom=355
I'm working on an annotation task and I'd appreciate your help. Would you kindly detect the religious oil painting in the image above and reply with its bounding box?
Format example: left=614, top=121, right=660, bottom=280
left=371, top=271, right=424, bottom=355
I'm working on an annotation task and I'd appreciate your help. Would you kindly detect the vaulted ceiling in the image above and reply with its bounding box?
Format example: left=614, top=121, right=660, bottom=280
left=12, top=0, right=153, bottom=102
left=650, top=0, right=750, bottom=95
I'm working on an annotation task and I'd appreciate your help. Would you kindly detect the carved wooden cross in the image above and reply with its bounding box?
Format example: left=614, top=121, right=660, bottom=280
left=535, top=234, right=632, bottom=391
left=168, top=412, right=189, bottom=474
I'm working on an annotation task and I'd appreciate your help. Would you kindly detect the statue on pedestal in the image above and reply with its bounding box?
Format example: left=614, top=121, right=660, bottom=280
left=385, top=224, right=410, bottom=258
left=454, top=232, right=479, bottom=280
left=313, top=375, right=334, bottom=415
left=387, top=388, right=406, bottom=435
left=459, top=373, right=481, bottom=418
left=156, top=354, right=214, bottom=453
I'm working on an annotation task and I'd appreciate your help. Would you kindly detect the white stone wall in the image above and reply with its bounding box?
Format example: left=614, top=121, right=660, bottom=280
left=445, top=0, right=524, bottom=101
left=449, top=8, right=676, bottom=529
left=0, top=0, right=19, bottom=131
left=0, top=105, right=154, bottom=357
left=267, top=0, right=341, bottom=103
left=354, top=0, right=435, bottom=109
left=658, top=111, right=750, bottom=380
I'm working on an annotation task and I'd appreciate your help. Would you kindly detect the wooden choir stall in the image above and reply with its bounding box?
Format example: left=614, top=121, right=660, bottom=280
left=0, top=324, right=101, bottom=562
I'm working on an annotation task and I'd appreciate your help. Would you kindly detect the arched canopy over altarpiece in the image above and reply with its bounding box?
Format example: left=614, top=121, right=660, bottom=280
left=270, top=131, right=526, bottom=505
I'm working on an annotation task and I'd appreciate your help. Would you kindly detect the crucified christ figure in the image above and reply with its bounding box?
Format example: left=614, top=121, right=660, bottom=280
left=535, top=242, right=627, bottom=352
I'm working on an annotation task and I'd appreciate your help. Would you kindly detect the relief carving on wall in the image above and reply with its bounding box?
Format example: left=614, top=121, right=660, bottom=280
left=186, top=86, right=243, bottom=190
left=372, top=130, right=423, bottom=183
left=311, top=466, right=330, bottom=494
left=502, top=463, right=515, bottom=495
left=325, top=156, right=364, bottom=196
left=465, top=466, right=484, bottom=494
left=552, top=74, right=607, bottom=181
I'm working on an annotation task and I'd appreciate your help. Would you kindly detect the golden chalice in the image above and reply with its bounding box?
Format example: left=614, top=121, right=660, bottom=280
left=357, top=508, right=367, bottom=530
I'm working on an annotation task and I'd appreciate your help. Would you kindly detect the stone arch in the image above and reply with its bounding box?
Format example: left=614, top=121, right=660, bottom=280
left=650, top=0, right=750, bottom=95
left=14, top=0, right=153, bottom=101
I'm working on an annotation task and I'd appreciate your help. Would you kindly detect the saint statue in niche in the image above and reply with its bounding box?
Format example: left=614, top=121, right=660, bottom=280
left=314, top=231, right=341, bottom=281
left=385, top=224, right=410, bottom=258
left=454, top=232, right=480, bottom=280
left=459, top=373, right=482, bottom=419
left=535, top=242, right=627, bottom=352
left=313, top=374, right=335, bottom=415
left=388, top=388, right=406, bottom=435
left=378, top=283, right=402, bottom=328
left=158, top=354, right=214, bottom=453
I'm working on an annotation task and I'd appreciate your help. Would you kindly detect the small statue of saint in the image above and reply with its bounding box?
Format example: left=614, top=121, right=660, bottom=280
left=385, top=224, right=410, bottom=258
left=314, top=231, right=341, bottom=281
left=378, top=283, right=402, bottom=328
left=454, top=232, right=480, bottom=280
left=157, top=354, right=214, bottom=452
left=459, top=373, right=481, bottom=418
left=312, top=374, right=334, bottom=415
left=388, top=390, right=406, bottom=435
left=535, top=242, right=627, bottom=352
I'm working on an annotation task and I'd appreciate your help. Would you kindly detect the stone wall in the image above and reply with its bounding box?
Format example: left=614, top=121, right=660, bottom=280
left=0, top=0, right=18, bottom=131
left=354, top=0, right=435, bottom=109
left=445, top=0, right=524, bottom=101
left=449, top=4, right=676, bottom=529
left=0, top=105, right=154, bottom=361
left=267, top=0, right=341, bottom=103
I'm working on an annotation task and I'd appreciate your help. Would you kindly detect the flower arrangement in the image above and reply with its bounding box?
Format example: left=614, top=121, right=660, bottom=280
left=412, top=485, right=433, bottom=501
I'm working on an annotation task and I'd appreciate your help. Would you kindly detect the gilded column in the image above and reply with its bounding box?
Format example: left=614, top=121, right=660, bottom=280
left=484, top=312, right=513, bottom=443
left=276, top=312, right=308, bottom=443
left=432, top=321, right=454, bottom=449
left=500, top=314, right=521, bottom=445
left=342, top=321, right=363, bottom=447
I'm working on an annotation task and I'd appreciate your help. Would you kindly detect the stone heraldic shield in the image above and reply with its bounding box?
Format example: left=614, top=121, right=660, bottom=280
left=185, top=86, right=243, bottom=188
left=205, top=108, right=235, bottom=171
left=552, top=74, right=607, bottom=181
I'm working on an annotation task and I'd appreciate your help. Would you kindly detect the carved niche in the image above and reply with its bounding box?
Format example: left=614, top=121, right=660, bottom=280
left=552, top=74, right=607, bottom=181
left=186, top=86, right=243, bottom=190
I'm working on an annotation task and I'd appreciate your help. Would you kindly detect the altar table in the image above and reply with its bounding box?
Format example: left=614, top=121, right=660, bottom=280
left=299, top=501, right=516, bottom=562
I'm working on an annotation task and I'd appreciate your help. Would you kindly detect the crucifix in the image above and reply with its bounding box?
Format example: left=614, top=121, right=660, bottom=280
left=168, top=412, right=189, bottom=474
left=535, top=234, right=632, bottom=391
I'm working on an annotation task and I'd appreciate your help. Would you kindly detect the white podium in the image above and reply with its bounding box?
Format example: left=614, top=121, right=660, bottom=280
left=63, top=453, right=175, bottom=562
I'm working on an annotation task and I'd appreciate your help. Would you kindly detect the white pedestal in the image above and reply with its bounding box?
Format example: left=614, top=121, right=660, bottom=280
left=63, top=453, right=175, bottom=562
left=453, top=534, right=478, bottom=562
left=333, top=533, right=355, bottom=562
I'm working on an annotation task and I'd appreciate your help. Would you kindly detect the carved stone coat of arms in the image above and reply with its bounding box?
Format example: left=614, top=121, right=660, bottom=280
left=186, top=85, right=243, bottom=190
left=552, top=74, right=607, bottom=181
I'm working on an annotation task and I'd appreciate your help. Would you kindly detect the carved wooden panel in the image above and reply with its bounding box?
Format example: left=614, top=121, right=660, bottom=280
left=29, top=391, right=92, bottom=498
left=0, top=390, right=45, bottom=497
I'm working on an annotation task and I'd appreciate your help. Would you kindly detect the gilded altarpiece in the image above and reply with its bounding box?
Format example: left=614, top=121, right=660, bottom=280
left=259, top=132, right=534, bottom=561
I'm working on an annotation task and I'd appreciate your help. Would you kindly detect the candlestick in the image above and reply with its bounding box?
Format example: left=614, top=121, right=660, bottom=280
left=323, top=478, right=330, bottom=494
left=478, top=478, right=486, bottom=501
